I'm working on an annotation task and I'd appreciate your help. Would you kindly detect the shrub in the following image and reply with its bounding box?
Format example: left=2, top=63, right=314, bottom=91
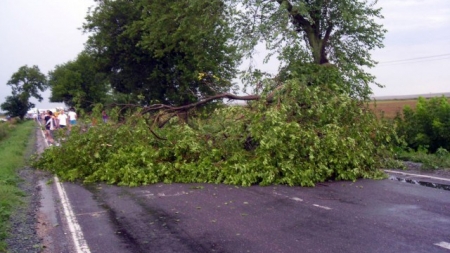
left=395, top=96, right=450, bottom=153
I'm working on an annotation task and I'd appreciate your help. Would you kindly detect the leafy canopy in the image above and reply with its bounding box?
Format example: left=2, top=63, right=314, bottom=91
left=233, top=0, right=386, bottom=98
left=1, top=65, right=47, bottom=119
left=48, top=51, right=110, bottom=112
left=83, top=0, right=240, bottom=106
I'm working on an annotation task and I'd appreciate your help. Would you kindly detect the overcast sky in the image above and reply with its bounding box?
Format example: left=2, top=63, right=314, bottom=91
left=0, top=0, right=449, bottom=109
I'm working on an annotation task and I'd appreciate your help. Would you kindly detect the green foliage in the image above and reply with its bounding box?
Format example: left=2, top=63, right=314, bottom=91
left=234, top=0, right=386, bottom=99
left=33, top=77, right=397, bottom=187
left=0, top=123, right=8, bottom=142
left=1, top=65, right=47, bottom=119
left=0, top=122, right=16, bottom=142
left=48, top=51, right=110, bottom=112
left=83, top=0, right=239, bottom=106
left=0, top=96, right=30, bottom=121
left=395, top=96, right=450, bottom=153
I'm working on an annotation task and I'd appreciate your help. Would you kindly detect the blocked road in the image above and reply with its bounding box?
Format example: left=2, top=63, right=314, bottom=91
left=61, top=176, right=450, bottom=253
left=35, top=126, right=450, bottom=253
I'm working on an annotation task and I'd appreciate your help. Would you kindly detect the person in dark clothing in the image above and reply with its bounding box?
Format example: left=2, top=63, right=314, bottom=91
left=44, top=111, right=56, bottom=145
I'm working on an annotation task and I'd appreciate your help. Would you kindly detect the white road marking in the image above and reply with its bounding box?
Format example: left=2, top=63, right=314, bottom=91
left=313, top=204, right=332, bottom=210
left=273, top=191, right=303, bottom=202
left=157, top=191, right=188, bottom=197
left=434, top=241, right=450, bottom=250
left=54, top=176, right=91, bottom=253
left=384, top=169, right=450, bottom=183
left=39, top=124, right=91, bottom=253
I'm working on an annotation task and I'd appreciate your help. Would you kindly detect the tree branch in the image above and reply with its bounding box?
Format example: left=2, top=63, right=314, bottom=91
left=276, top=0, right=311, bottom=30
left=139, top=83, right=285, bottom=115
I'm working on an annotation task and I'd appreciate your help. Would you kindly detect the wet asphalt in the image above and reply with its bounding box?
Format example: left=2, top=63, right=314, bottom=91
left=35, top=127, right=450, bottom=253
left=58, top=176, right=450, bottom=253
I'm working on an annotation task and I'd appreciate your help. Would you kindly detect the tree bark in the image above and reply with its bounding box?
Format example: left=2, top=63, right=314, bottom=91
left=276, top=0, right=333, bottom=64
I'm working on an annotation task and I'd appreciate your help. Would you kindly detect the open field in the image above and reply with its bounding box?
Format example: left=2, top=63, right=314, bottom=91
left=369, top=93, right=450, bottom=119
left=369, top=99, right=420, bottom=118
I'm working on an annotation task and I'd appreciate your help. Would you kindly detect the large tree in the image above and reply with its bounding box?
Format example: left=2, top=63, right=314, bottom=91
left=83, top=0, right=239, bottom=106
left=48, top=51, right=110, bottom=111
left=234, top=0, right=386, bottom=98
left=1, top=65, right=47, bottom=119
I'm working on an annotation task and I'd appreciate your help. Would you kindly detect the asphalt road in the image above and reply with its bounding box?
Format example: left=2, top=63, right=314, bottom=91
left=38, top=175, right=448, bottom=253
left=35, top=129, right=450, bottom=253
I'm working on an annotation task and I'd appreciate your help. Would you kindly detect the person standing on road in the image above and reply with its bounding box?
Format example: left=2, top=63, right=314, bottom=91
left=44, top=110, right=56, bottom=145
left=57, top=109, right=69, bottom=129
left=68, top=107, right=77, bottom=127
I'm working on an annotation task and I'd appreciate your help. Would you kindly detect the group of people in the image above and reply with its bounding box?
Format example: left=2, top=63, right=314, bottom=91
left=43, top=108, right=77, bottom=145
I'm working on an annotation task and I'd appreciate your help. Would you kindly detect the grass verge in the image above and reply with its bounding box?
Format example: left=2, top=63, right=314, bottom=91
left=0, top=120, right=35, bottom=252
left=396, top=148, right=450, bottom=170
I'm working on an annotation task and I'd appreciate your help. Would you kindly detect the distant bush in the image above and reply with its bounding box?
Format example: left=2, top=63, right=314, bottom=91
left=395, top=96, right=450, bottom=153
left=0, top=120, right=18, bottom=142
left=0, top=123, right=7, bottom=142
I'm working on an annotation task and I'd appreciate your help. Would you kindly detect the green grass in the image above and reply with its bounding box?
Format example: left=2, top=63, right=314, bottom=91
left=0, top=120, right=35, bottom=252
left=396, top=147, right=450, bottom=170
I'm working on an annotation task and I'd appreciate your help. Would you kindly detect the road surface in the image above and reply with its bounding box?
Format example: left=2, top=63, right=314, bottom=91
left=34, top=128, right=450, bottom=253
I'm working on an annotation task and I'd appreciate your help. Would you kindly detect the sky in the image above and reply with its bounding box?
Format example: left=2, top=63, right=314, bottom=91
left=0, top=0, right=449, bottom=110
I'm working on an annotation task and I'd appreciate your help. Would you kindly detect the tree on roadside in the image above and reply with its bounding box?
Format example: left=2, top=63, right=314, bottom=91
left=48, top=51, right=110, bottom=112
left=83, top=0, right=239, bottom=106
left=1, top=65, right=47, bottom=119
left=234, top=0, right=386, bottom=98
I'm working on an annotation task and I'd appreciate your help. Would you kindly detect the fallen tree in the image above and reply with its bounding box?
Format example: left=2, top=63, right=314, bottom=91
left=32, top=78, right=401, bottom=187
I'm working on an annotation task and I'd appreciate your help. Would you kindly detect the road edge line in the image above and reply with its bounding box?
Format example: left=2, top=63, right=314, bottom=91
left=38, top=122, right=91, bottom=253
left=384, top=169, right=450, bottom=183
left=54, top=176, right=91, bottom=253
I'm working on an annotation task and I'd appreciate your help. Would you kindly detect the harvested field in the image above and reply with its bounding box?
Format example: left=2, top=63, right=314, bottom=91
left=369, top=97, right=450, bottom=119
left=369, top=99, right=419, bottom=119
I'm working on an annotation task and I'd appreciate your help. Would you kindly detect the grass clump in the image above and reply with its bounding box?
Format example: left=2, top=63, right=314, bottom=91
left=396, top=147, right=450, bottom=170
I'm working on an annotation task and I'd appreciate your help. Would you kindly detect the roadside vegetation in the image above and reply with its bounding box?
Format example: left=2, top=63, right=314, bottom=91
left=395, top=148, right=450, bottom=170
left=0, top=120, right=35, bottom=252
left=393, top=96, right=450, bottom=169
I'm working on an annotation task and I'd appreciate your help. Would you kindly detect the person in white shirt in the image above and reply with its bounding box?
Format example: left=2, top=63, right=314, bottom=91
left=57, top=110, right=69, bottom=128
left=68, top=107, right=77, bottom=126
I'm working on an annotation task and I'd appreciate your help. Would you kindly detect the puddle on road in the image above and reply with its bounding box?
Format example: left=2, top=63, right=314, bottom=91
left=38, top=179, right=59, bottom=226
left=389, top=176, right=450, bottom=191
left=37, top=179, right=59, bottom=252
